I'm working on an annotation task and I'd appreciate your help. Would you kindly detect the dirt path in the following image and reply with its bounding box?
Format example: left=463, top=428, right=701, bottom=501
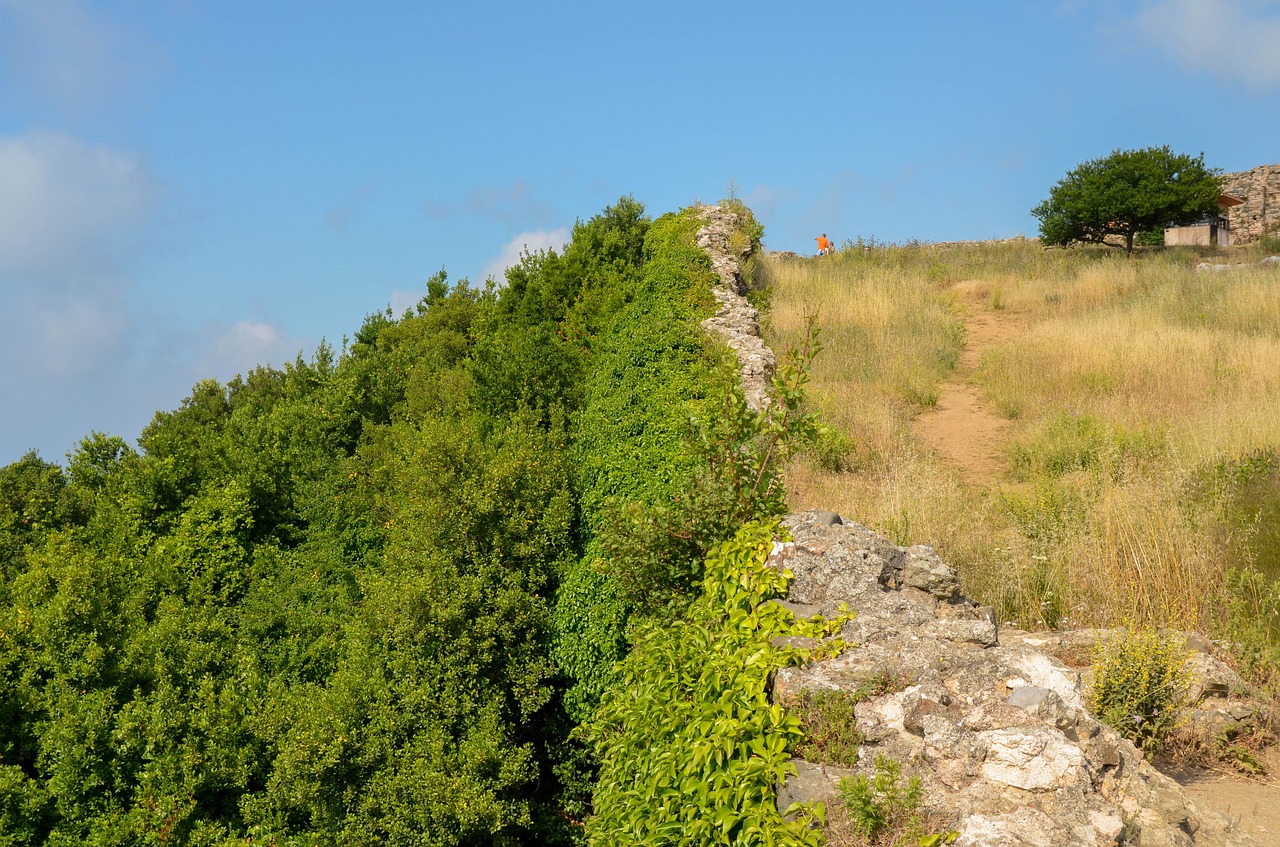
left=911, top=296, right=1023, bottom=485
left=1174, top=760, right=1280, bottom=842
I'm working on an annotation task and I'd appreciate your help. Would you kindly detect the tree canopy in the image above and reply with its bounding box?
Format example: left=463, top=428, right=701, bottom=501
left=0, top=198, right=811, bottom=846
left=1032, top=146, right=1223, bottom=253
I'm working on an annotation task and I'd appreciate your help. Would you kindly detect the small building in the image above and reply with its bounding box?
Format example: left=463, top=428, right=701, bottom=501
left=1164, top=194, right=1246, bottom=247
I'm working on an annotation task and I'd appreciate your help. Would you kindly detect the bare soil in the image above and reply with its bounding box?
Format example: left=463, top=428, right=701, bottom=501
left=1172, top=752, right=1280, bottom=842
left=911, top=296, right=1023, bottom=486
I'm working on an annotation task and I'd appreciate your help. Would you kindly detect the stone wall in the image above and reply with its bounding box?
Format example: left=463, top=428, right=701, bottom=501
left=695, top=205, right=775, bottom=411
left=1223, top=163, right=1280, bottom=244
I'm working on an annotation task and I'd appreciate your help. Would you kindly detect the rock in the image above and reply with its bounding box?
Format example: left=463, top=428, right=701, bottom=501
left=1184, top=652, right=1246, bottom=703
left=774, top=759, right=854, bottom=818
left=978, top=726, right=1086, bottom=790
left=901, top=544, right=961, bottom=601
left=1184, top=632, right=1214, bottom=654
left=772, top=511, right=1264, bottom=847
left=1006, top=685, right=1076, bottom=730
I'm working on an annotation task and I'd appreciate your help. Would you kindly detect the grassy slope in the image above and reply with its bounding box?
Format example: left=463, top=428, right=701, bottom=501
left=765, top=241, right=1280, bottom=651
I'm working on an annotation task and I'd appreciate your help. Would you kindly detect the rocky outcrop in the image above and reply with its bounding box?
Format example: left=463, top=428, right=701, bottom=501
left=695, top=205, right=775, bottom=411
left=769, top=511, right=1262, bottom=847
left=1223, top=164, right=1280, bottom=244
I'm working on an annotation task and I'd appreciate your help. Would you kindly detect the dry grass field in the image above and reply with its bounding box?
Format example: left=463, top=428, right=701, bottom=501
left=762, top=238, right=1280, bottom=682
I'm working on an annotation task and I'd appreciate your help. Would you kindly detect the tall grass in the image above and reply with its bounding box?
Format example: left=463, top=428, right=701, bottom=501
left=766, top=241, right=1280, bottom=644
left=759, top=254, right=964, bottom=464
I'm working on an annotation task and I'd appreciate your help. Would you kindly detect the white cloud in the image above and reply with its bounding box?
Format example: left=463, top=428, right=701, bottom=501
left=0, top=131, right=157, bottom=386
left=480, top=227, right=570, bottom=284
left=192, top=320, right=311, bottom=381
left=24, top=285, right=130, bottom=377
left=388, top=290, right=422, bottom=316
left=1134, top=0, right=1280, bottom=87
left=0, top=131, right=156, bottom=275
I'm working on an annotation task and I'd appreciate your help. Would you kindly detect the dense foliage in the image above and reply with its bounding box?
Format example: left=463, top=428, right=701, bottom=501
left=1032, top=146, right=1222, bottom=253
left=584, top=520, right=844, bottom=846
left=0, top=198, right=801, bottom=845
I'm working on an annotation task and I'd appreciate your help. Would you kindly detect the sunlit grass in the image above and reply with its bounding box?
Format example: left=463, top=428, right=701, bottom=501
left=766, top=240, right=1280, bottom=637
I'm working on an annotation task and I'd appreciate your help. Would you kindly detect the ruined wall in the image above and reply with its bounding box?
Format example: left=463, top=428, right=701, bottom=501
left=1223, top=163, right=1280, bottom=244
left=695, top=205, right=775, bottom=411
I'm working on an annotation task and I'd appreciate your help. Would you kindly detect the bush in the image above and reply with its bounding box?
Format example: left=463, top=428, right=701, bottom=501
left=597, top=321, right=823, bottom=617
left=584, top=520, right=846, bottom=846
left=1088, top=627, right=1192, bottom=754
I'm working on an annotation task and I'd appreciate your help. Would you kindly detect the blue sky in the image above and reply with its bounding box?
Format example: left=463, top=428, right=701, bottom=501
left=3, top=0, right=1279, bottom=465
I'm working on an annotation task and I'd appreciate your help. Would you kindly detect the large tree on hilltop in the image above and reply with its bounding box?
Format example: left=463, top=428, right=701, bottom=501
left=1032, top=146, right=1223, bottom=253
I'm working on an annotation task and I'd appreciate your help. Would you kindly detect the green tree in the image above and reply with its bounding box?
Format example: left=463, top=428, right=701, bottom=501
left=1032, top=147, right=1222, bottom=253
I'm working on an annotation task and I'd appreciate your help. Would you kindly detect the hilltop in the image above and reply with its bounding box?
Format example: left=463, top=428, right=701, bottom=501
left=3, top=201, right=1278, bottom=845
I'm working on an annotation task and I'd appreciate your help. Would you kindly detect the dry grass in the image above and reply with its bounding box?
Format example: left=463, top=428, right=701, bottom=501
left=765, top=241, right=1280, bottom=636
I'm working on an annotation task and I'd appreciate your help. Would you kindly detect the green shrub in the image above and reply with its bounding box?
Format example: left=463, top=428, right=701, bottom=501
left=597, top=321, right=823, bottom=617
left=1088, top=627, right=1192, bottom=754
left=1009, top=412, right=1164, bottom=481
left=835, top=756, right=954, bottom=847
left=584, top=520, right=846, bottom=846
left=1195, top=448, right=1280, bottom=580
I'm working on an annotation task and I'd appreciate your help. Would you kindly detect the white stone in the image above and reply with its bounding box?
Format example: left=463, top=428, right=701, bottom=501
left=956, top=811, right=1057, bottom=847
left=1004, top=650, right=1085, bottom=711
left=978, top=727, right=1085, bottom=791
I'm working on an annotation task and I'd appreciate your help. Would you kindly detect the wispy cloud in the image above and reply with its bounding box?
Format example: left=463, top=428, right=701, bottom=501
left=1132, top=0, right=1280, bottom=88
left=324, top=182, right=374, bottom=231
left=480, top=228, right=570, bottom=284
left=425, top=178, right=557, bottom=226
left=0, top=131, right=157, bottom=381
left=0, top=0, right=155, bottom=114
left=743, top=184, right=799, bottom=231
left=191, top=320, right=311, bottom=382
left=0, top=131, right=156, bottom=275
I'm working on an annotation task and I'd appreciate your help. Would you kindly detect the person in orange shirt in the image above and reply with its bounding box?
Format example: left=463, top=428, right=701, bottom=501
left=815, top=233, right=832, bottom=256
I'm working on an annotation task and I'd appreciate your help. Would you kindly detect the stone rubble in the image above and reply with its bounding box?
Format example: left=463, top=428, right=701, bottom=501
left=1195, top=256, right=1280, bottom=272
left=770, top=510, right=1263, bottom=847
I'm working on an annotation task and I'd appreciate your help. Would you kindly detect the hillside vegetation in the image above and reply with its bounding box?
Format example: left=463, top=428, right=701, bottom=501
left=0, top=199, right=819, bottom=846
left=767, top=239, right=1280, bottom=687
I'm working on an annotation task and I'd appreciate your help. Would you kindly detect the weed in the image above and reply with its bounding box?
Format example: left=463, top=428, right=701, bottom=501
left=827, top=756, right=956, bottom=847
left=792, top=671, right=912, bottom=768
left=1089, top=627, right=1193, bottom=754
left=1163, top=704, right=1277, bottom=775
left=793, top=690, right=864, bottom=767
